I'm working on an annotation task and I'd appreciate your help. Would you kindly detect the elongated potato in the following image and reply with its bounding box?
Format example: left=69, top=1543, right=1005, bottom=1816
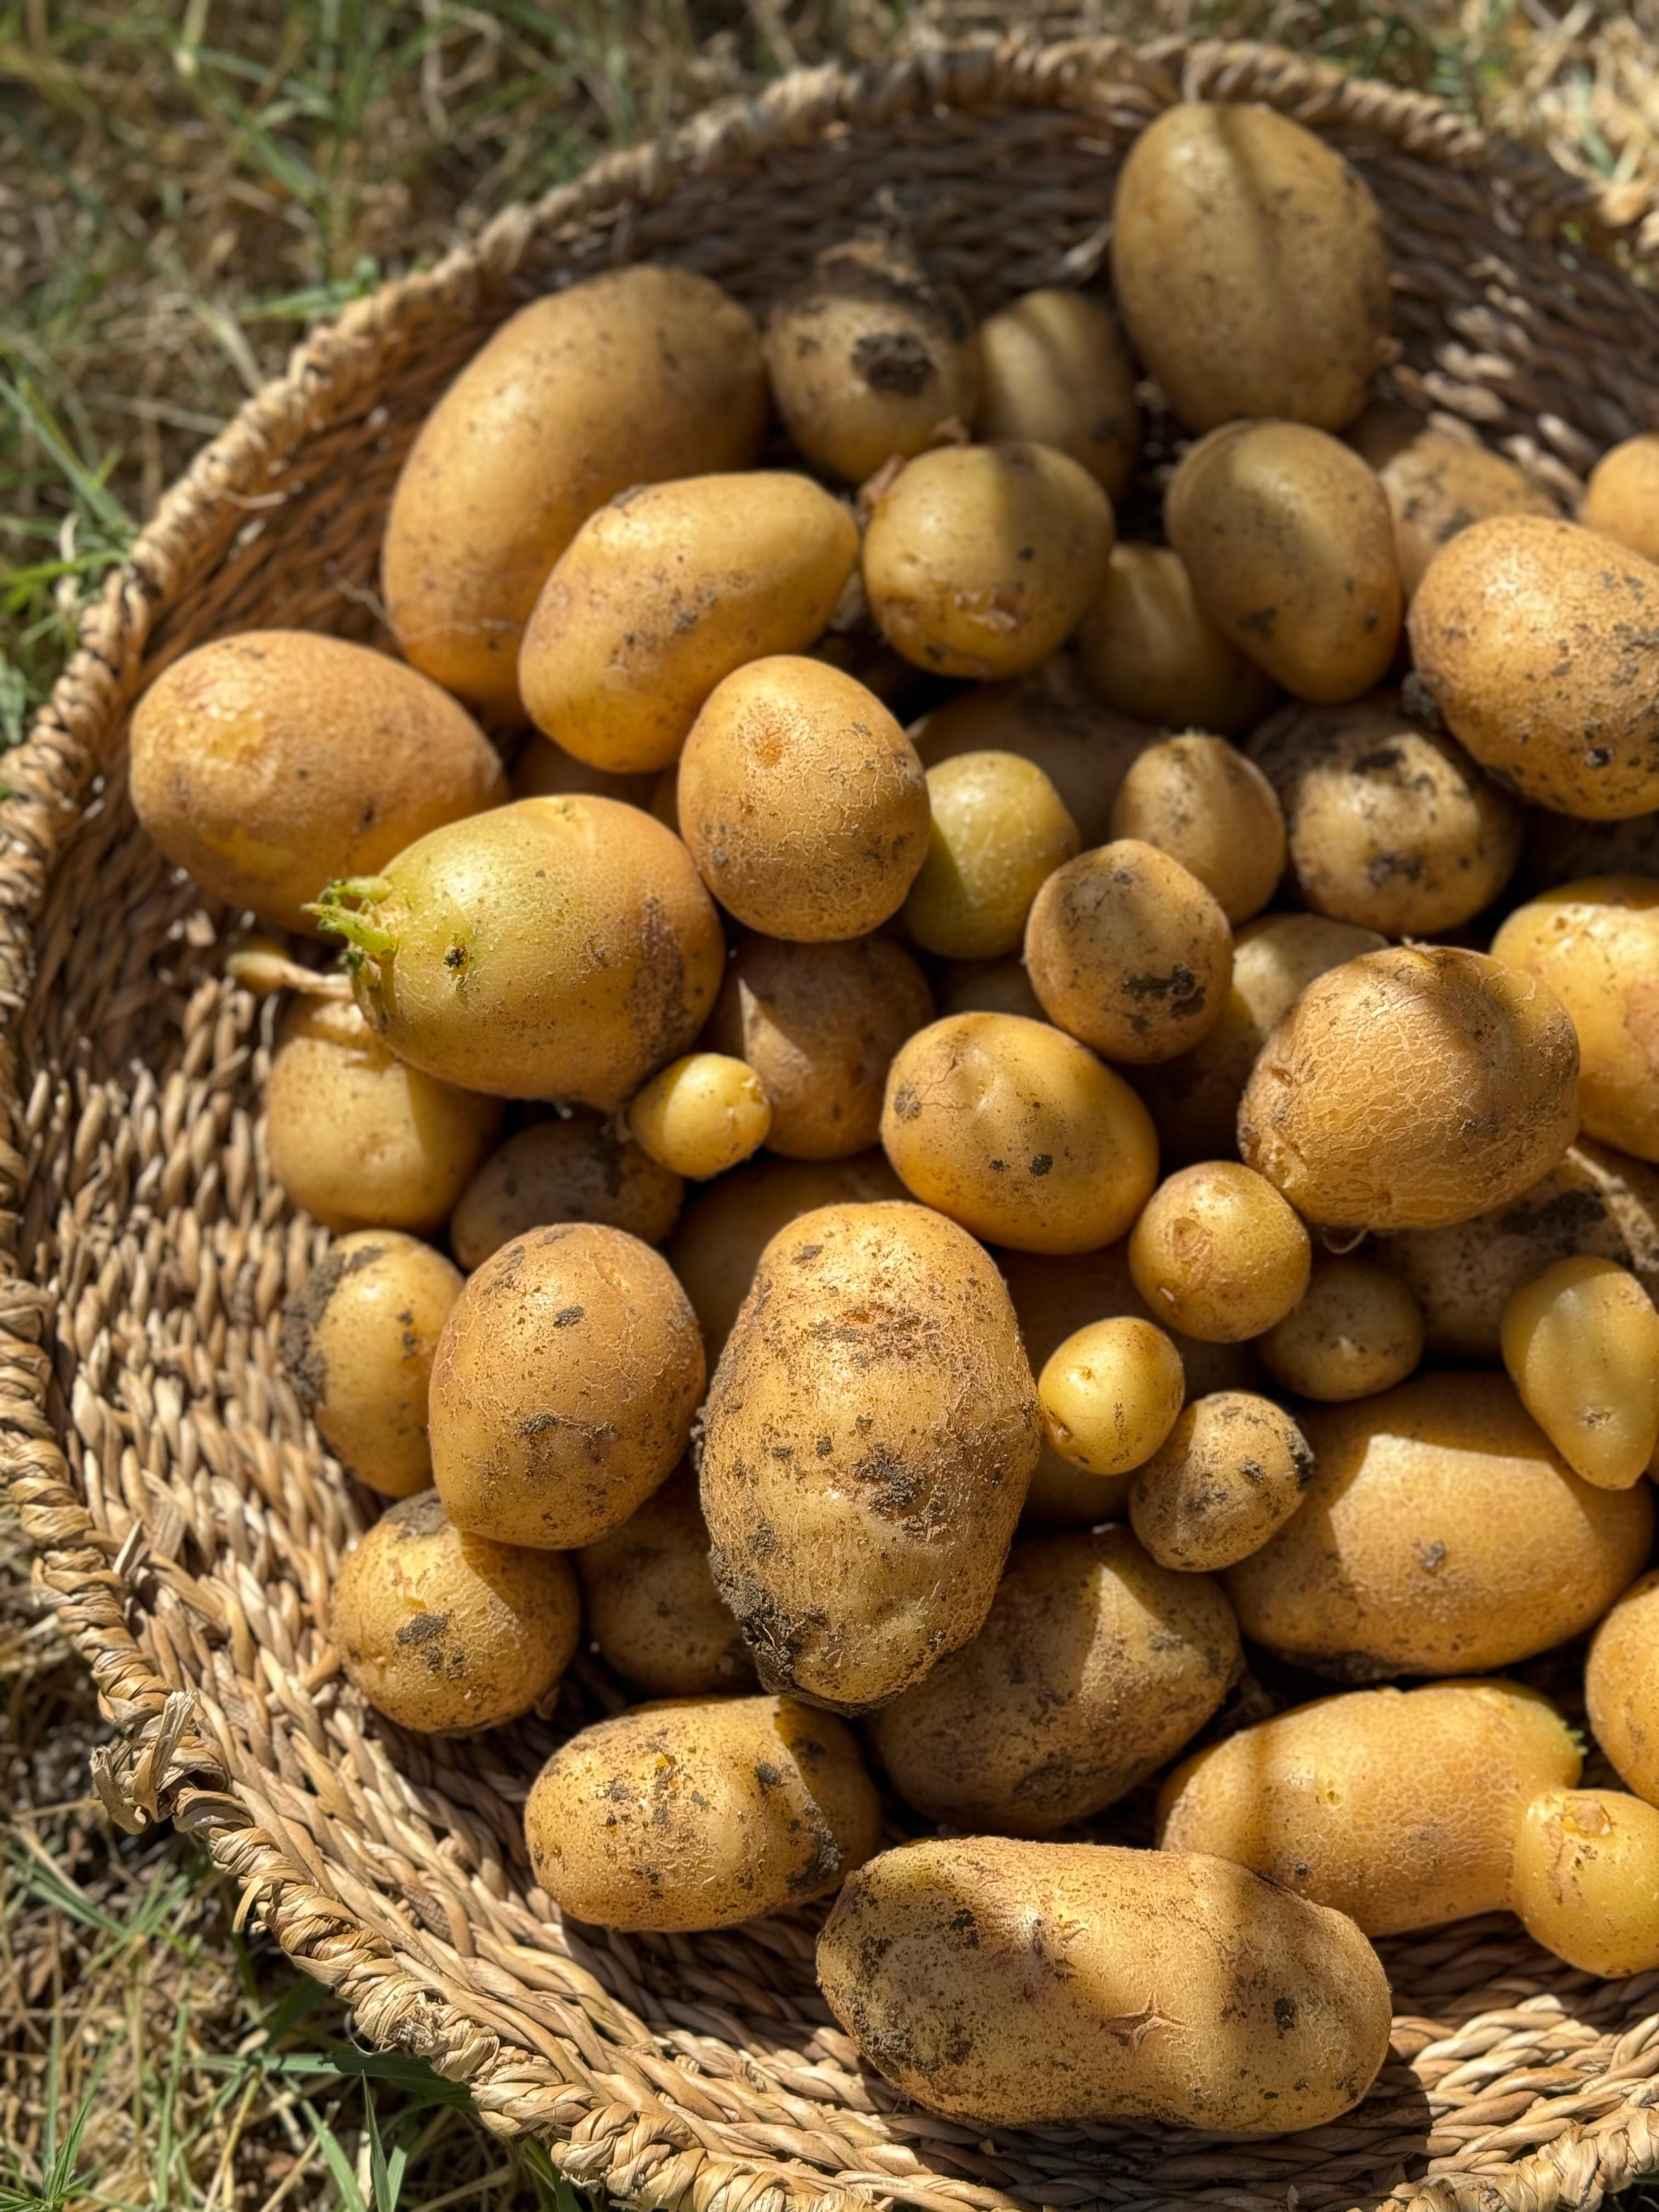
left=1348, top=402, right=1560, bottom=598
left=450, top=1115, right=683, bottom=1269
left=1502, top=1256, right=1659, bottom=1489
left=574, top=1466, right=753, bottom=1698
left=1076, top=543, right=1279, bottom=736
left=1585, top=1570, right=1659, bottom=1808
left=974, top=289, right=1139, bottom=496
left=1513, top=1788, right=1659, bottom=1976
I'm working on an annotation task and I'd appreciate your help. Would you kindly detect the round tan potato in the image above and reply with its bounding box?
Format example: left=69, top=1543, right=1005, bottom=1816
left=1502, top=1256, right=1659, bottom=1490
left=1039, top=1316, right=1185, bottom=1476
left=699, top=1202, right=1041, bottom=1711
left=382, top=266, right=767, bottom=720
left=1226, top=1372, right=1654, bottom=1679
left=129, top=632, right=506, bottom=933
left=267, top=997, right=503, bottom=1235
left=863, top=443, right=1115, bottom=680
left=1158, top=1679, right=1582, bottom=1935
left=1128, top=1163, right=1312, bottom=1343
left=818, top=1837, right=1392, bottom=2131
left=1167, top=421, right=1403, bottom=704
left=1259, top=1257, right=1424, bottom=1401
left=881, top=1013, right=1159, bottom=1255
left=1075, top=543, right=1279, bottom=736
left=1523, top=804, right=1659, bottom=893
left=1110, top=101, right=1390, bottom=435
left=510, top=733, right=653, bottom=810
left=934, top=956, right=1046, bottom=1023
left=1586, top=1571, right=1659, bottom=1807
left=973, top=289, right=1139, bottom=497
left=902, top=751, right=1080, bottom=959
left=625, top=1053, right=773, bottom=1181
left=678, top=656, right=930, bottom=940
left=281, top=1231, right=461, bottom=1498
left=526, top=1693, right=880, bottom=1930
left=574, top=1466, right=753, bottom=1698
left=1581, top=432, right=1659, bottom=567
left=1409, top=517, right=1659, bottom=818
left=431, top=1223, right=704, bottom=1549
left=868, top=1527, right=1239, bottom=1834
left=1513, top=1788, right=1659, bottom=1977
left=1249, top=693, right=1522, bottom=934
left=1025, top=840, right=1234, bottom=1065
left=331, top=1489, right=579, bottom=1734
left=450, top=1115, right=683, bottom=1269
left=1348, top=402, right=1561, bottom=598
left=706, top=934, right=933, bottom=1160
left=1130, top=1392, right=1314, bottom=1573
left=518, top=473, right=859, bottom=775
left=1238, top=945, right=1580, bottom=1231
left=1109, top=735, right=1286, bottom=925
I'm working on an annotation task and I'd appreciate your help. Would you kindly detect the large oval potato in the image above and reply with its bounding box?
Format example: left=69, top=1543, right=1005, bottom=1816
left=1348, top=402, right=1560, bottom=597
left=1076, top=543, right=1279, bottom=736
left=574, top=1466, right=753, bottom=1698
left=1586, top=1568, right=1659, bottom=1808
left=973, top=289, right=1139, bottom=496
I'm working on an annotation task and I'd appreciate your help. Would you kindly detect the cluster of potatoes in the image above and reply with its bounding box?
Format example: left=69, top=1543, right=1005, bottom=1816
left=128, top=99, right=1659, bottom=2141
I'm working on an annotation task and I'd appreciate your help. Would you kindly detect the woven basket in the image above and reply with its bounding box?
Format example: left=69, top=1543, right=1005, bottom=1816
left=10, top=33, right=1659, bottom=2212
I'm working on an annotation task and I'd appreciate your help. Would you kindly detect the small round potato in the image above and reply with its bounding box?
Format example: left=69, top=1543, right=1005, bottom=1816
left=1128, top=1163, right=1312, bottom=1343
left=450, top=1116, right=683, bottom=1270
left=902, top=751, right=1080, bottom=958
left=1130, top=1392, right=1314, bottom=1573
left=1348, top=402, right=1561, bottom=598
left=281, top=1231, right=462, bottom=1498
left=1586, top=1570, right=1659, bottom=1807
left=625, top=1053, right=773, bottom=1181
left=431, top=1223, right=704, bottom=1549
left=868, top=1527, right=1239, bottom=1835
left=881, top=1013, right=1159, bottom=1255
left=863, top=443, right=1115, bottom=680
left=1581, top=432, right=1659, bottom=567
left=574, top=1466, right=754, bottom=1697
left=1259, top=1257, right=1425, bottom=1401
left=510, top=733, right=653, bottom=810
left=973, top=289, right=1139, bottom=497
left=1502, top=1256, right=1659, bottom=1490
left=1108, top=735, right=1287, bottom=925
left=331, top=1489, right=580, bottom=1734
left=526, top=1693, right=881, bottom=1930
left=1513, top=1788, right=1659, bottom=1977
left=1025, top=839, right=1234, bottom=1065
left=1075, top=543, right=1279, bottom=736
left=934, top=956, right=1046, bottom=1022
left=1039, top=1317, right=1185, bottom=1476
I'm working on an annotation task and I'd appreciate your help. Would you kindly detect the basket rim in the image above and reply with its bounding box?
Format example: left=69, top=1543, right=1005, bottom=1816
left=6, top=32, right=1659, bottom=2212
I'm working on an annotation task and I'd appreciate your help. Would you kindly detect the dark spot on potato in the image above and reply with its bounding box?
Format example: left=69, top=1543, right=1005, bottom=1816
left=1274, top=1995, right=1299, bottom=2034
left=279, top=1242, right=383, bottom=1409
left=396, top=1610, right=450, bottom=1646
left=1029, top=1153, right=1053, bottom=1176
left=849, top=328, right=935, bottom=397
left=553, top=1305, right=585, bottom=1328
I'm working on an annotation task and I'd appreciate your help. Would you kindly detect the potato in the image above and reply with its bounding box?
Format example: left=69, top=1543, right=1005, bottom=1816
left=1348, top=402, right=1560, bottom=599
left=1130, top=1392, right=1314, bottom=1573
left=1523, top=805, right=1659, bottom=893
left=934, top=956, right=1046, bottom=1023
left=1128, top=1163, right=1311, bottom=1343
left=450, top=1115, right=683, bottom=1270
left=1109, top=735, right=1286, bottom=926
left=699, top=1201, right=1041, bottom=1711
left=574, top=1466, right=753, bottom=1697
left=1581, top=432, right=1659, bottom=567
left=382, top=266, right=766, bottom=719
left=902, top=751, right=1079, bottom=958
left=1110, top=101, right=1390, bottom=435
left=1513, top=1788, right=1659, bottom=1976
left=881, top=1013, right=1158, bottom=1254
left=1225, top=1372, right=1654, bottom=1678
left=281, top=1231, right=461, bottom=1498
left=331, top=1489, right=579, bottom=1734
left=868, top=1527, right=1239, bottom=1834
left=764, top=232, right=979, bottom=486
left=817, top=1836, right=1392, bottom=2131
left=705, top=934, right=933, bottom=1160
left=1158, top=1679, right=1582, bottom=1934
left=1166, top=421, right=1403, bottom=704
left=129, top=633, right=506, bottom=933
left=517, top=473, right=859, bottom=775
left=1586, top=1570, right=1659, bottom=1807
left=1238, top=945, right=1579, bottom=1231
left=1408, top=517, right=1659, bottom=819
left=317, top=796, right=724, bottom=1110
left=973, top=290, right=1139, bottom=497
left=677, top=657, right=929, bottom=940
left=1259, top=1257, right=1424, bottom=1401
left=1038, top=1316, right=1185, bottom=1475
left=1248, top=693, right=1522, bottom=934
left=431, top=1223, right=704, bottom=1548
left=1075, top=543, right=1279, bottom=736
left=509, top=734, right=652, bottom=810
left=863, top=443, right=1115, bottom=680
left=1502, top=1256, right=1659, bottom=1491
left=267, top=997, right=503, bottom=1234
left=625, top=1053, right=773, bottom=1180
left=526, top=1693, right=880, bottom=1930
left=1025, top=840, right=1233, bottom=1065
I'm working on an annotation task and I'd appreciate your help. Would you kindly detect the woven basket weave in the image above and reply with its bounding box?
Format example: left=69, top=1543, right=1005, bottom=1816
left=10, top=34, right=1659, bottom=2212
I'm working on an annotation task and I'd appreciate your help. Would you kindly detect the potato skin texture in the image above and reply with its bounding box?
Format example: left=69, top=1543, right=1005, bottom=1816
left=382, top=267, right=766, bottom=720
left=817, top=1837, right=1392, bottom=2131
left=1586, top=1569, right=1659, bottom=1808
left=973, top=289, right=1139, bottom=497
left=130, top=632, right=506, bottom=933
left=699, top=1202, right=1041, bottom=1712
left=1513, top=1788, right=1659, bottom=1976
left=1109, top=735, right=1287, bottom=926
left=450, top=1115, right=683, bottom=1271
left=1225, top=1372, right=1654, bottom=1679
left=1582, top=433, right=1659, bottom=567
left=526, top=1694, right=880, bottom=1931
left=1158, top=1679, right=1582, bottom=1935
left=869, top=1528, right=1239, bottom=1835
left=902, top=751, right=1080, bottom=959
left=1076, top=543, right=1278, bottom=736
left=331, top=1489, right=579, bottom=1734
left=574, top=1466, right=754, bottom=1698
left=1128, top=1162, right=1311, bottom=1344
left=1130, top=1392, right=1314, bottom=1573
left=1259, top=1257, right=1424, bottom=1401
left=1348, top=403, right=1560, bottom=599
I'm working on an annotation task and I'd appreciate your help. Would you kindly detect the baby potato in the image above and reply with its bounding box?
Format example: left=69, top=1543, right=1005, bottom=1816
left=331, top=1489, right=579, bottom=1734
left=863, top=443, right=1115, bottom=680
left=1409, top=517, right=1659, bottom=819
left=1108, top=735, right=1287, bottom=925
left=1513, top=1788, right=1659, bottom=1977
left=1039, top=1317, right=1185, bottom=1475
left=1167, top=421, right=1403, bottom=704
left=267, top=997, right=503, bottom=1234
left=678, top=656, right=930, bottom=940
left=449, top=1115, right=682, bottom=1270
left=1238, top=945, right=1580, bottom=1231
left=526, top=1693, right=880, bottom=1930
left=1110, top=101, right=1390, bottom=435
left=281, top=1231, right=461, bottom=1498
left=882, top=1012, right=1159, bottom=1254
left=130, top=633, right=506, bottom=933
left=1130, top=1392, right=1314, bottom=1573
left=1349, top=403, right=1561, bottom=598
left=1259, top=1256, right=1424, bottom=1401
left=1158, top=1679, right=1582, bottom=1935
left=1586, top=1570, right=1659, bottom=1807
left=1581, top=432, right=1659, bottom=567
left=1076, top=543, right=1279, bottom=737
left=902, top=751, right=1080, bottom=958
left=1502, top=1256, right=1659, bottom=1489
left=973, top=289, right=1139, bottom=497
left=625, top=1053, right=773, bottom=1181
left=868, top=1527, right=1239, bottom=1834
left=699, top=1201, right=1041, bottom=1711
left=934, top=956, right=1046, bottom=1022
left=1249, top=693, right=1522, bottom=935
left=382, top=266, right=767, bottom=719
left=705, top=933, right=933, bottom=1160
left=1225, top=1371, right=1654, bottom=1678
left=1025, top=839, right=1234, bottom=1065
left=1128, top=1163, right=1312, bottom=1342
left=818, top=1836, right=1392, bottom=2132
left=518, top=473, right=859, bottom=775
left=510, top=735, right=653, bottom=810
left=574, top=1466, right=753, bottom=1697
left=431, top=1223, right=704, bottom=1549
